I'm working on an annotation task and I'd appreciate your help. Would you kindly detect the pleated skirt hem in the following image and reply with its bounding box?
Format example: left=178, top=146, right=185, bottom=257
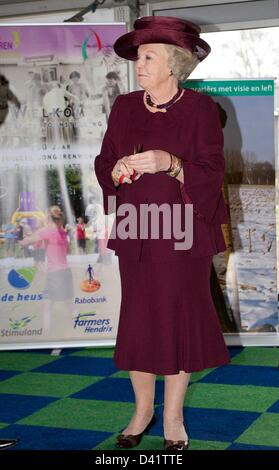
left=113, top=355, right=230, bottom=376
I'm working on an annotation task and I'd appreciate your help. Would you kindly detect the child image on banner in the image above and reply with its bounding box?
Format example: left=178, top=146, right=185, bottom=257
left=1, top=222, right=19, bottom=258
left=85, top=195, right=113, bottom=264
left=42, top=80, right=80, bottom=144
left=66, top=71, right=90, bottom=104
left=0, top=218, right=31, bottom=259
left=26, top=72, right=47, bottom=107
left=32, top=218, right=46, bottom=273
left=0, top=74, right=21, bottom=127
left=102, top=71, right=122, bottom=123
left=0, top=189, right=46, bottom=260
left=85, top=195, right=102, bottom=254
left=76, top=217, right=86, bottom=254
left=19, top=206, right=74, bottom=332
left=66, top=71, right=90, bottom=139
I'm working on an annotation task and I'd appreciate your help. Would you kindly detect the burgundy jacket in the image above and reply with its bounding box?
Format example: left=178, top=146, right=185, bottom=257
left=94, top=88, right=229, bottom=261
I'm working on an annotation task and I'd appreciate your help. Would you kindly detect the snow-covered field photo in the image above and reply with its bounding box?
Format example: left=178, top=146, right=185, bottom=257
left=215, top=184, right=278, bottom=332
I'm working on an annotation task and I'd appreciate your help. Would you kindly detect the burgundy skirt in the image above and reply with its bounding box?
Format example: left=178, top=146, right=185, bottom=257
left=113, top=242, right=230, bottom=375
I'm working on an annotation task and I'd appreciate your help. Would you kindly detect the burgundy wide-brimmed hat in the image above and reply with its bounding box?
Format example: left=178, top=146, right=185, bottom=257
left=113, top=16, right=211, bottom=62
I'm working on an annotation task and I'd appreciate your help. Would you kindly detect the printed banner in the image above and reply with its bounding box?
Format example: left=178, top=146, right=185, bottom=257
left=184, top=79, right=278, bottom=337
left=0, top=24, right=128, bottom=348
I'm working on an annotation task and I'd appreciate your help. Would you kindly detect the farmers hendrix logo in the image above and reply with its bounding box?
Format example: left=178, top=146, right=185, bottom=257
left=0, top=31, right=21, bottom=50
left=73, top=312, right=112, bottom=334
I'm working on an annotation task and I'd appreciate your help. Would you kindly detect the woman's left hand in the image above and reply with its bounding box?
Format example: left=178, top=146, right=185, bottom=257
left=126, top=150, right=171, bottom=174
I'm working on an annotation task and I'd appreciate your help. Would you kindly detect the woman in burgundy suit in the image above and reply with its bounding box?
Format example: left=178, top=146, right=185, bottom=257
left=94, top=16, right=230, bottom=450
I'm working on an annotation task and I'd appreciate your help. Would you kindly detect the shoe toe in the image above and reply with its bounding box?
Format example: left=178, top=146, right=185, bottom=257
left=115, top=414, right=156, bottom=449
left=116, top=434, right=138, bottom=448
left=164, top=439, right=189, bottom=450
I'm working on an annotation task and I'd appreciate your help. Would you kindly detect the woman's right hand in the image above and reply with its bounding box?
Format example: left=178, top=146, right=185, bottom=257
left=112, top=157, right=134, bottom=185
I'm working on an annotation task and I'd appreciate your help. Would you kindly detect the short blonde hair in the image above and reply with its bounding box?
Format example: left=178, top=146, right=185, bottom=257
left=49, top=205, right=63, bottom=221
left=164, top=44, right=200, bottom=83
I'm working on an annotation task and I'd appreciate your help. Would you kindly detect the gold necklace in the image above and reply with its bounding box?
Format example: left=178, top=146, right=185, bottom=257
left=143, top=88, right=185, bottom=113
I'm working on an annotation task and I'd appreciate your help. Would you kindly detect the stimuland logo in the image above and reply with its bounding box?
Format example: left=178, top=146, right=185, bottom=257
left=1, top=315, right=42, bottom=337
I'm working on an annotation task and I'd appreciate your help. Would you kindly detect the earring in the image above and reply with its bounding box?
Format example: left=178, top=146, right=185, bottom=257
left=169, top=70, right=173, bottom=76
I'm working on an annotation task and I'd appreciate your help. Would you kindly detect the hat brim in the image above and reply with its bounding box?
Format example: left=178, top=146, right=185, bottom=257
left=113, top=29, right=210, bottom=62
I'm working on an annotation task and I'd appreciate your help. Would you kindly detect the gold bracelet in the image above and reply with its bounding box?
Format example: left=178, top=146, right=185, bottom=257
left=165, top=152, right=173, bottom=172
left=166, top=153, right=173, bottom=173
left=172, top=157, right=183, bottom=177
left=166, top=155, right=182, bottom=178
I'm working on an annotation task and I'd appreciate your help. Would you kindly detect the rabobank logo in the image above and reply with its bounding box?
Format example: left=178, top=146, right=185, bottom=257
left=8, top=267, right=36, bottom=289
left=1, top=315, right=42, bottom=337
left=73, top=312, right=112, bottom=334
left=80, top=264, right=101, bottom=293
left=0, top=31, right=21, bottom=50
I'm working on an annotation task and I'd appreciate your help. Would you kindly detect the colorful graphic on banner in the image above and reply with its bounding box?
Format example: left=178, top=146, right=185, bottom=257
left=184, top=79, right=278, bottom=336
left=0, top=24, right=128, bottom=348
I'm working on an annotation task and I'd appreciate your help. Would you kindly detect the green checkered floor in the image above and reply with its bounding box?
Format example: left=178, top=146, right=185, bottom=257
left=0, top=346, right=279, bottom=450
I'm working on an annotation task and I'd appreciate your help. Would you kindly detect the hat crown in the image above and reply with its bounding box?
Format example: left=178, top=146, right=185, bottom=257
left=134, top=16, right=201, bottom=37
left=113, top=15, right=210, bottom=62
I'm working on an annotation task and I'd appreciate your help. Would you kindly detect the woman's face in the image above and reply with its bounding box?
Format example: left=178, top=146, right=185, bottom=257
left=135, top=43, right=171, bottom=90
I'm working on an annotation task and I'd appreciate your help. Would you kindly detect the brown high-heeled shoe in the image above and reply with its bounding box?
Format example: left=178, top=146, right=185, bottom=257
left=163, top=438, right=189, bottom=451
left=115, top=414, right=156, bottom=449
